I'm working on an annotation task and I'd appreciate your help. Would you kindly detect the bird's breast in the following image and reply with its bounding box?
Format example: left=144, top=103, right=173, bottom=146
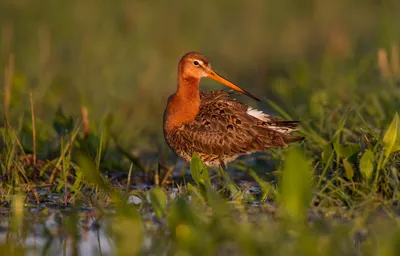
left=163, top=95, right=200, bottom=133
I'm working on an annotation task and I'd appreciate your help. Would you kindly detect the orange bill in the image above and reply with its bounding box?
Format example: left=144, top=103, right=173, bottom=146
left=207, top=69, right=260, bottom=102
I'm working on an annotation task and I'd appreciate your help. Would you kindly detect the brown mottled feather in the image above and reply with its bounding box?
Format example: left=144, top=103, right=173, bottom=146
left=164, top=90, right=304, bottom=166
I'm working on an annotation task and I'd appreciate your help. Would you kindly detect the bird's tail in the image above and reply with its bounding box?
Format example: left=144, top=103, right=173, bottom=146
left=265, top=120, right=301, bottom=134
left=284, top=135, right=305, bottom=144
left=270, top=120, right=300, bottom=128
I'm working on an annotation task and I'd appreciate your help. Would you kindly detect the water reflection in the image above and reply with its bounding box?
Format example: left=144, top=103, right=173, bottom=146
left=0, top=161, right=269, bottom=255
left=0, top=211, right=114, bottom=256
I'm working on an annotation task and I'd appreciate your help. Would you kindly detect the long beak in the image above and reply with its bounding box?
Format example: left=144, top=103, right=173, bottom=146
left=207, top=69, right=260, bottom=102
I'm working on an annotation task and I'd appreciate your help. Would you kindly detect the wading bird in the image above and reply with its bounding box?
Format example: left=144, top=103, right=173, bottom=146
left=163, top=52, right=304, bottom=171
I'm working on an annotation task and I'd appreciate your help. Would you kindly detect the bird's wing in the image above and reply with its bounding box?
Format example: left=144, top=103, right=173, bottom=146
left=171, top=93, right=288, bottom=157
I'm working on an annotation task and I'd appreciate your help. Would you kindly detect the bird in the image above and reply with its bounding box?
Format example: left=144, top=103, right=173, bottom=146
left=163, top=52, right=304, bottom=171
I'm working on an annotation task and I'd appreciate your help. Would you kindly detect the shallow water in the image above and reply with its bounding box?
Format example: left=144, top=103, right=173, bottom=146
left=0, top=180, right=266, bottom=256
left=0, top=211, right=113, bottom=255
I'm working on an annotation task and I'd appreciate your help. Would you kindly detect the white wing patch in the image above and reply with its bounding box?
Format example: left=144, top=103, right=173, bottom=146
left=246, top=107, right=270, bottom=122
left=246, top=107, right=296, bottom=134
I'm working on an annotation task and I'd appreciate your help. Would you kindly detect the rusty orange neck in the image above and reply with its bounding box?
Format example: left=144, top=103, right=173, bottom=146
left=164, top=76, right=201, bottom=132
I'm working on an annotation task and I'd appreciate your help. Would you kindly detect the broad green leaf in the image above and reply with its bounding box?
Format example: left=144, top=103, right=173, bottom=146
left=77, top=153, right=108, bottom=190
left=343, top=158, right=354, bottom=180
left=383, top=113, right=400, bottom=158
left=148, top=187, right=167, bottom=218
left=279, top=148, right=312, bottom=222
left=190, top=153, right=210, bottom=186
left=334, top=141, right=360, bottom=158
left=76, top=153, right=123, bottom=204
left=187, top=184, right=206, bottom=206
left=198, top=181, right=208, bottom=201
left=359, top=150, right=375, bottom=180
left=168, top=197, right=204, bottom=229
left=204, top=184, right=232, bottom=219
left=112, top=215, right=143, bottom=255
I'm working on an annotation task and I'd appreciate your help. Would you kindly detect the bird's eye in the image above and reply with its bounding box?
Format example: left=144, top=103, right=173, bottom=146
left=193, top=60, right=199, bottom=66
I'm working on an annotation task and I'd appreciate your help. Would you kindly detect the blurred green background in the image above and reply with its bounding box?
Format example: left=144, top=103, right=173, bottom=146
left=1, top=0, right=399, bottom=152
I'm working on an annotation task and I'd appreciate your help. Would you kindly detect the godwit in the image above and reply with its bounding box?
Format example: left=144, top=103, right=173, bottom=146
left=163, top=52, right=304, bottom=170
